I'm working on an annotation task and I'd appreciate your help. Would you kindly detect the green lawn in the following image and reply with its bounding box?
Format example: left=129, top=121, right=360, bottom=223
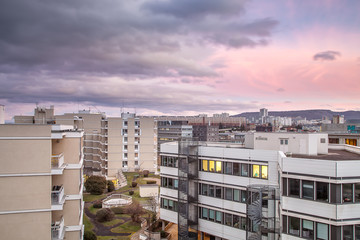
left=110, top=221, right=141, bottom=234
left=103, top=218, right=125, bottom=227
left=83, top=214, right=93, bottom=231
left=84, top=193, right=107, bottom=202
left=88, top=205, right=101, bottom=214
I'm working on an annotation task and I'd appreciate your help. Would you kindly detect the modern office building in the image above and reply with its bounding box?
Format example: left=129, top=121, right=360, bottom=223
left=157, top=120, right=193, bottom=148
left=0, top=124, right=84, bottom=240
left=159, top=133, right=360, bottom=240
left=192, top=125, right=219, bottom=142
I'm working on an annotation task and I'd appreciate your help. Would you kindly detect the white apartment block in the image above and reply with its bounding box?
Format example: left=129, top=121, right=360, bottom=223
left=159, top=133, right=360, bottom=240
left=0, top=124, right=84, bottom=240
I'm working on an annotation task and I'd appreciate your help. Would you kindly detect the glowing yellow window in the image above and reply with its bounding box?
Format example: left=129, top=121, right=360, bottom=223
left=252, top=165, right=260, bottom=178
left=209, top=161, right=215, bottom=172
left=216, top=161, right=222, bottom=173
left=202, top=160, right=208, bottom=171
left=261, top=165, right=268, bottom=179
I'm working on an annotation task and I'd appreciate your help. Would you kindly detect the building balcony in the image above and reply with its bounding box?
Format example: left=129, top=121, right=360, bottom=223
left=51, top=153, right=65, bottom=175
left=51, top=216, right=65, bottom=240
left=51, top=185, right=65, bottom=210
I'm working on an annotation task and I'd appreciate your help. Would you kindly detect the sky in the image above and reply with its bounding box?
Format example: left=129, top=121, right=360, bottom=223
left=0, top=0, right=359, bottom=120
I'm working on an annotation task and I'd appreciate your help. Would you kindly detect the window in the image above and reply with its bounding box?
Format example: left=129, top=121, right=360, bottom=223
left=209, top=161, right=215, bottom=172
left=233, top=163, right=240, bottom=176
left=225, top=213, right=232, bottom=226
left=124, top=121, right=128, bottom=126
left=316, top=182, right=329, bottom=202
left=162, top=177, right=167, bottom=187
left=209, top=185, right=215, bottom=197
left=320, top=138, right=326, bottom=143
left=168, top=200, right=174, bottom=210
left=302, top=180, right=314, bottom=200
left=343, top=225, right=353, bottom=240
left=241, top=190, right=247, bottom=203
left=163, top=198, right=168, bottom=208
left=202, top=184, right=208, bottom=196
left=302, top=220, right=314, bottom=239
left=216, top=161, right=222, bottom=173
left=343, top=184, right=353, bottom=203
left=168, top=178, right=173, bottom=188
left=122, top=161, right=128, bottom=167
left=224, top=162, right=232, bottom=175
left=215, top=211, right=222, bottom=224
left=209, top=209, right=215, bottom=221
left=316, top=223, right=328, bottom=240
left=289, top=217, right=300, bottom=236
left=241, top=163, right=249, bottom=177
left=241, top=217, right=246, bottom=230
left=215, top=186, right=222, bottom=198
left=135, top=145, right=138, bottom=150
left=202, top=208, right=208, bottom=219
left=124, top=136, right=128, bottom=142
left=122, top=129, right=128, bottom=135
left=202, top=160, right=208, bottom=171
left=355, top=225, right=360, bottom=240
left=124, top=153, right=128, bottom=158
left=174, top=179, right=178, bottom=189
left=233, top=215, right=240, bottom=228
left=225, top=188, right=232, bottom=201
left=135, top=153, right=138, bottom=158
left=283, top=178, right=288, bottom=196
left=124, top=145, right=128, bottom=150
left=135, top=161, right=138, bottom=166
left=261, top=165, right=268, bottom=179
left=356, top=183, right=360, bottom=202
left=252, top=165, right=260, bottom=178
left=233, top=189, right=240, bottom=202
left=289, top=179, right=300, bottom=197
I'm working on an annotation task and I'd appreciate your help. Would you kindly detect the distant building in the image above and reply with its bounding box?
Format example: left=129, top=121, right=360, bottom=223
left=0, top=104, right=4, bottom=124
left=157, top=120, right=192, bottom=147
left=156, top=115, right=246, bottom=128
left=14, top=105, right=56, bottom=124
left=255, top=124, right=273, bottom=132
left=192, top=124, right=219, bottom=142
left=0, top=124, right=84, bottom=240
left=259, top=108, right=268, bottom=124
left=332, top=115, right=345, bottom=124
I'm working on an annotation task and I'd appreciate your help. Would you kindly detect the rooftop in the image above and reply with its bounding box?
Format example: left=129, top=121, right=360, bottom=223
left=292, top=149, right=360, bottom=161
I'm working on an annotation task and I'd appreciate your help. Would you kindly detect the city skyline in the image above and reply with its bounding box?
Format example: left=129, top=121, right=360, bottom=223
left=1, top=0, right=359, bottom=120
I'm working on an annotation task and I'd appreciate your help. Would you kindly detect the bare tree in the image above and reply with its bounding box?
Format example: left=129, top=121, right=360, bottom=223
left=126, top=200, right=145, bottom=223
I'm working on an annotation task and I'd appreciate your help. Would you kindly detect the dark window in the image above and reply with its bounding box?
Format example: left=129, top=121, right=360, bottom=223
left=289, top=179, right=300, bottom=197
left=224, top=213, right=232, bottom=226
left=233, top=163, right=240, bottom=176
left=343, top=225, right=353, bottom=240
left=202, top=184, right=208, bottom=196
left=355, top=183, right=360, bottom=202
left=302, top=219, right=314, bottom=239
left=168, top=178, right=173, bottom=188
left=233, top=215, right=240, bottom=228
left=215, top=186, right=222, bottom=198
left=316, top=182, right=329, bottom=202
left=343, top=184, right=353, bottom=203
left=282, top=215, right=288, bottom=234
left=241, top=217, right=246, bottom=230
left=241, top=163, right=249, bottom=177
left=331, top=184, right=341, bottom=203
left=209, top=185, right=215, bottom=197
left=355, top=225, right=360, bottom=240
left=241, top=190, right=247, bottom=203
left=302, top=180, right=314, bottom=200
left=224, top=162, right=232, bottom=175
left=225, top=188, right=232, bottom=201
left=283, top=178, right=288, bottom=196
left=331, top=226, right=341, bottom=240
left=289, top=216, right=300, bottom=236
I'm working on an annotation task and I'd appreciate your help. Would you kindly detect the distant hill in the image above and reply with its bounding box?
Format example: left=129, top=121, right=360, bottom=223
left=234, top=110, right=360, bottom=120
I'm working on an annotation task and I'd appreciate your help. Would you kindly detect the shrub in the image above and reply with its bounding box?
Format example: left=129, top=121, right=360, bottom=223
left=96, top=208, right=115, bottom=222
left=146, top=180, right=156, bottom=184
left=111, top=206, right=127, bottom=214
left=93, top=200, right=102, bottom=208
left=107, top=180, right=115, bottom=192
left=129, top=190, right=134, bottom=195
left=85, top=176, right=107, bottom=195
left=143, top=170, right=149, bottom=177
left=160, top=230, right=168, bottom=238
left=84, top=230, right=97, bottom=240
left=131, top=181, right=137, bottom=187
left=126, top=200, right=145, bottom=223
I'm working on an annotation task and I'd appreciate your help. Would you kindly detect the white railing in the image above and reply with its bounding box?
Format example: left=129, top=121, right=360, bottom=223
left=329, top=144, right=360, bottom=155
left=51, top=153, right=64, bottom=168
left=102, top=194, right=133, bottom=208
left=51, top=216, right=65, bottom=240
left=51, top=185, right=65, bottom=205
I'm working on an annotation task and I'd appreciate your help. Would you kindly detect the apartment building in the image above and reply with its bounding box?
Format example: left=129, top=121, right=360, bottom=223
left=159, top=133, right=360, bottom=240
left=0, top=124, right=84, bottom=240
left=192, top=124, right=219, bottom=142
left=157, top=120, right=193, bottom=147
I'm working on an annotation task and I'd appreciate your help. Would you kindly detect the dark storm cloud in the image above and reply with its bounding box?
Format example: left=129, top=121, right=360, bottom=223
left=313, top=51, right=341, bottom=61
left=0, top=0, right=278, bottom=111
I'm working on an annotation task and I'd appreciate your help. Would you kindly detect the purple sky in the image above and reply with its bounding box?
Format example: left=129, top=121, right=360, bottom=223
left=1, top=0, right=359, bottom=120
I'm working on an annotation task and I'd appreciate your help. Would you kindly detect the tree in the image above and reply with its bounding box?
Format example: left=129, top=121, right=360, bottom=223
left=96, top=208, right=115, bottom=222
left=146, top=195, right=158, bottom=230
left=84, top=230, right=97, bottom=240
left=126, top=200, right=145, bottom=223
left=85, top=176, right=106, bottom=195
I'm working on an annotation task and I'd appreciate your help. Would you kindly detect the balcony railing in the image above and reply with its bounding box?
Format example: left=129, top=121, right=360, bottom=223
left=51, top=153, right=64, bottom=168
left=51, top=216, right=65, bottom=240
left=51, top=185, right=65, bottom=205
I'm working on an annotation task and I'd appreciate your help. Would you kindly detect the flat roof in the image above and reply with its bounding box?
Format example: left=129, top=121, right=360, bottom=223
left=292, top=149, right=360, bottom=161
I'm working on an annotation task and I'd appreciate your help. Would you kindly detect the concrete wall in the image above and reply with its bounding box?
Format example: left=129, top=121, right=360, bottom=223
left=139, top=185, right=159, bottom=197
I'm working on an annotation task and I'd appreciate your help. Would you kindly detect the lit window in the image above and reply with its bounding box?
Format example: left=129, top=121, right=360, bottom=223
left=202, top=160, right=208, bottom=171
left=209, top=161, right=215, bottom=172
left=216, top=161, right=222, bottom=173
left=253, top=165, right=260, bottom=178
left=261, top=165, right=268, bottom=179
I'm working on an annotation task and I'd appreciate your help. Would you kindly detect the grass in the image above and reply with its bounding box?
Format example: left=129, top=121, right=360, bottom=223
left=89, top=205, right=101, bottom=214
left=111, top=221, right=141, bottom=234
left=102, top=218, right=125, bottom=227
left=98, top=236, right=131, bottom=240
left=84, top=193, right=107, bottom=202
left=83, top=214, right=94, bottom=231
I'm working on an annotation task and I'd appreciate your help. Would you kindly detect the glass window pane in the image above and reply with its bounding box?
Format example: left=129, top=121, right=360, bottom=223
left=174, top=179, right=178, bottom=189
left=202, top=184, right=208, bottom=196
left=202, top=160, right=208, bottom=171
left=261, top=165, right=268, bottom=179
left=216, top=161, right=222, bottom=173
left=224, top=162, right=232, bottom=175
left=216, top=186, right=222, bottom=198
left=209, top=209, right=215, bottom=221
left=168, top=178, right=173, bottom=188
left=216, top=211, right=222, bottom=223
left=202, top=208, right=208, bottom=219
left=225, top=188, right=232, bottom=200
left=302, top=180, right=314, bottom=200
left=355, top=183, right=360, bottom=202
left=241, top=190, right=247, bottom=203
left=317, top=223, right=328, bottom=240
left=209, top=185, right=215, bottom=197
left=209, top=161, right=215, bottom=172
left=233, top=189, right=240, bottom=202
left=289, top=217, right=300, bottom=236
left=164, top=199, right=168, bottom=209
left=302, top=220, right=314, bottom=239
left=241, top=163, right=249, bottom=177
left=283, top=178, right=288, bottom=196
left=168, top=200, right=173, bottom=210
left=241, top=217, right=246, bottom=230
left=316, top=182, right=329, bottom=202
left=343, top=184, right=353, bottom=203
left=233, top=215, right=240, bottom=228
left=355, top=225, right=360, bottom=240
left=252, top=165, right=260, bottom=178
left=289, top=179, right=300, bottom=197
left=225, top=213, right=232, bottom=226
left=233, top=163, right=240, bottom=176
left=343, top=225, right=353, bottom=240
